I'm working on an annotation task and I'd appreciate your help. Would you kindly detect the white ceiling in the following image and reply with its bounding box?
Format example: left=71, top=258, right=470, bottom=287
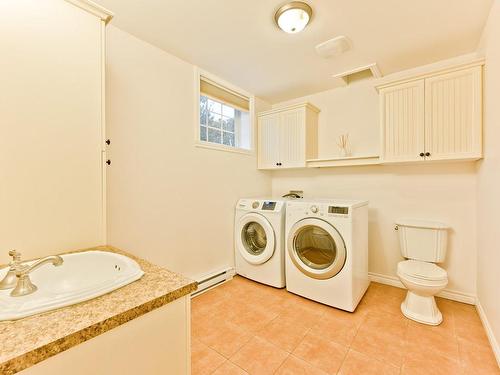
left=95, top=0, right=493, bottom=103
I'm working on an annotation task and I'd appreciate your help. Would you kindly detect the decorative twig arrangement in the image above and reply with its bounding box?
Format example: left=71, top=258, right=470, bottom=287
left=336, top=133, right=351, bottom=157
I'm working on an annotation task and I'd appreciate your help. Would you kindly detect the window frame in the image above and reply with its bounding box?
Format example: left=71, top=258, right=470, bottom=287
left=199, top=96, right=238, bottom=147
left=194, top=68, right=255, bottom=155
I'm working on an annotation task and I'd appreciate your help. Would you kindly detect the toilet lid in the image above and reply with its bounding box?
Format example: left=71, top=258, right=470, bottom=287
left=398, top=260, right=447, bottom=281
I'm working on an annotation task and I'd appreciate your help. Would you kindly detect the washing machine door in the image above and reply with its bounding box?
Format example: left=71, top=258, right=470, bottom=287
left=287, top=218, right=346, bottom=280
left=236, top=213, right=276, bottom=265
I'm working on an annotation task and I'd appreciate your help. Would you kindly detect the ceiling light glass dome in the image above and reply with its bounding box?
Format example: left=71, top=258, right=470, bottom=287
left=275, top=2, right=312, bottom=34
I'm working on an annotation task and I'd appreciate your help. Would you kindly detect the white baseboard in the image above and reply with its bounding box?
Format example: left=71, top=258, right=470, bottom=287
left=368, top=272, right=477, bottom=305
left=476, top=300, right=500, bottom=367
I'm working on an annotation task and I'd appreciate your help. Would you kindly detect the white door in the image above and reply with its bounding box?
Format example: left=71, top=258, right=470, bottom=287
left=0, top=0, right=104, bottom=258
left=380, top=80, right=425, bottom=162
left=424, top=66, right=482, bottom=161
left=258, top=114, right=281, bottom=169
left=287, top=218, right=347, bottom=280
left=236, top=213, right=276, bottom=265
left=279, top=108, right=306, bottom=168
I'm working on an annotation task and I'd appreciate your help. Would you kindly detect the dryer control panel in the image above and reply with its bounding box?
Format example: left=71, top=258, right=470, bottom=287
left=328, top=206, right=349, bottom=215
left=286, top=201, right=353, bottom=219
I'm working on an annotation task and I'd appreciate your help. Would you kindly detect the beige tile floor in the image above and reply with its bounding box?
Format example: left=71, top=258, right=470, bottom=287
left=191, top=276, right=499, bottom=375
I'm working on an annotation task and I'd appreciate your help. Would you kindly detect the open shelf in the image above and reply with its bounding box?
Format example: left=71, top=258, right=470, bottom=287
left=306, top=155, right=381, bottom=168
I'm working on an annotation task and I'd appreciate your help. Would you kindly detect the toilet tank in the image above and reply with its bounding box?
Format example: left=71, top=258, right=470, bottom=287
left=396, top=219, right=449, bottom=262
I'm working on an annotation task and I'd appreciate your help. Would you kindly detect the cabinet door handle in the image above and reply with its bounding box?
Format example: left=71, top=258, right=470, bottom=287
left=105, top=139, right=111, bottom=145
left=425, top=152, right=431, bottom=157
left=106, top=160, right=111, bottom=165
left=419, top=152, right=425, bottom=157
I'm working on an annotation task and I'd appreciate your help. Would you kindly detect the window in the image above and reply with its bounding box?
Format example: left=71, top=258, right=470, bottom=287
left=198, top=76, right=252, bottom=151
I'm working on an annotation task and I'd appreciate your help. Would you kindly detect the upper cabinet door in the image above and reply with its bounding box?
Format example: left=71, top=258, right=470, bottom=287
left=380, top=80, right=425, bottom=162
left=279, top=108, right=306, bottom=168
left=424, top=66, right=482, bottom=161
left=258, top=113, right=281, bottom=169
left=257, top=103, right=319, bottom=170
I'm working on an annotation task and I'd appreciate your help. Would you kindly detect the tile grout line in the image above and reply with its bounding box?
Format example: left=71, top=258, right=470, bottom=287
left=205, top=322, right=255, bottom=360
left=271, top=353, right=291, bottom=375
left=210, top=358, right=250, bottom=375
left=270, top=299, right=329, bottom=374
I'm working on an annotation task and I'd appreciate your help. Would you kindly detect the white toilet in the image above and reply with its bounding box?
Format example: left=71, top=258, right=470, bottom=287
left=396, top=219, right=449, bottom=325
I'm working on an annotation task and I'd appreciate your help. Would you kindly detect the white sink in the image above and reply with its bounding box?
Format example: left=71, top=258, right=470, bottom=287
left=0, top=251, right=144, bottom=321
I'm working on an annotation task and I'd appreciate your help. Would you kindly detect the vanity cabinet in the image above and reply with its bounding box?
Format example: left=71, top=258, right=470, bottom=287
left=378, top=64, right=483, bottom=163
left=257, top=103, right=319, bottom=169
left=18, top=296, right=191, bottom=375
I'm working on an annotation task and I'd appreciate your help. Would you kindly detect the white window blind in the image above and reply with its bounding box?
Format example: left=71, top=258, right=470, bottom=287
left=200, top=78, right=250, bottom=111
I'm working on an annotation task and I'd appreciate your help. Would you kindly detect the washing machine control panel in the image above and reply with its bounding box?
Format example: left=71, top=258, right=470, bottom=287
left=249, top=201, right=277, bottom=210
left=262, top=201, right=277, bottom=211
left=237, top=199, right=284, bottom=212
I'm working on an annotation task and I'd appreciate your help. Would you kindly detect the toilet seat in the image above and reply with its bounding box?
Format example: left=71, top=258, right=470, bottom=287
left=397, top=260, right=447, bottom=285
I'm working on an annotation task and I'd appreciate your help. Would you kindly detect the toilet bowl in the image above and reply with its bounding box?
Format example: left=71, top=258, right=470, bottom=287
left=397, top=260, right=448, bottom=325
left=395, top=219, right=449, bottom=325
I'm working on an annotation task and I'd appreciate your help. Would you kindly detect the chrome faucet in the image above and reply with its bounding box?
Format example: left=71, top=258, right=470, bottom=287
left=0, top=250, right=23, bottom=290
left=11, top=255, right=64, bottom=297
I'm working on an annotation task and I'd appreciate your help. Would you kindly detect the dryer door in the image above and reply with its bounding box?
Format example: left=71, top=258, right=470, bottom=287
left=287, top=218, right=346, bottom=280
left=236, top=213, right=276, bottom=265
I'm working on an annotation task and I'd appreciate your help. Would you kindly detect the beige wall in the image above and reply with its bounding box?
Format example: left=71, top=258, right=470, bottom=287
left=476, top=0, right=500, bottom=360
left=105, top=26, right=271, bottom=279
left=271, top=80, right=478, bottom=297
left=275, top=80, right=380, bottom=157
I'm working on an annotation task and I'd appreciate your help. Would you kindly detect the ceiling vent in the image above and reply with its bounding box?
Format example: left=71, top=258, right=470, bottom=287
left=315, top=36, right=351, bottom=58
left=331, top=63, right=382, bottom=86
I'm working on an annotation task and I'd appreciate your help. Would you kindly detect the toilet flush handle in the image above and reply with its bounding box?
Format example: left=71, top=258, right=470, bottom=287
left=394, top=225, right=399, bottom=231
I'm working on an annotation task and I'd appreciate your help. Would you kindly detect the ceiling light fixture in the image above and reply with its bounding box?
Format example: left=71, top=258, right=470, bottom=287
left=274, top=2, right=312, bottom=34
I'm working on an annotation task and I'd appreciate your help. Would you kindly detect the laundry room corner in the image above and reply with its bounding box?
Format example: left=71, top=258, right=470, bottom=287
left=3, top=0, right=500, bottom=373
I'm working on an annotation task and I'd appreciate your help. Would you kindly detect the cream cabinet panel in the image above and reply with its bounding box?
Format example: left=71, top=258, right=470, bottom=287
left=377, top=62, right=483, bottom=164
left=257, top=103, right=319, bottom=170
left=380, top=80, right=425, bottom=162
left=257, top=113, right=281, bottom=169
left=20, top=297, right=190, bottom=375
left=279, top=109, right=306, bottom=168
left=0, top=0, right=110, bottom=259
left=425, top=66, right=482, bottom=161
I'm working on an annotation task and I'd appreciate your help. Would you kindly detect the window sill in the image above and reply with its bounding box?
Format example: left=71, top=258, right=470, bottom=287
left=194, top=141, right=255, bottom=156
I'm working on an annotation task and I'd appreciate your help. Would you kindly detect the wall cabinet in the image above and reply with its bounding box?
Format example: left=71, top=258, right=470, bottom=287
left=257, top=103, right=319, bottom=169
left=378, top=64, right=483, bottom=163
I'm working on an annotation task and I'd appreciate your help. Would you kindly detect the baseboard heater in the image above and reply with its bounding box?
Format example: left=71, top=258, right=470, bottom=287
left=191, top=267, right=235, bottom=297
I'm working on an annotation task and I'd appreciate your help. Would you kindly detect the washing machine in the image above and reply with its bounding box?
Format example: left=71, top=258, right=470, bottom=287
left=234, top=198, right=286, bottom=288
left=285, top=199, right=369, bottom=311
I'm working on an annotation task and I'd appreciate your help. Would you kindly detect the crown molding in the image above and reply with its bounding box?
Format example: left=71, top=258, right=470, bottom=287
left=64, top=0, right=113, bottom=24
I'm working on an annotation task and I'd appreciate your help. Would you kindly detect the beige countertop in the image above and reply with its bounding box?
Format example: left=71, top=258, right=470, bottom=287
left=0, top=246, right=197, bottom=374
